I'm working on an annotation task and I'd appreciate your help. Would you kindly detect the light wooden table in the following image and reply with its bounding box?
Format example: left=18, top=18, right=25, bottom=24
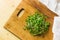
left=0, top=0, right=22, bottom=40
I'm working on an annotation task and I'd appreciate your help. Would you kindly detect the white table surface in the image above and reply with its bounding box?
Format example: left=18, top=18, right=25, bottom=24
left=0, top=0, right=22, bottom=40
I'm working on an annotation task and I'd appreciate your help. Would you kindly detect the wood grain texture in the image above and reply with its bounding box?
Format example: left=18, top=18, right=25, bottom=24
left=24, top=0, right=58, bottom=19
left=4, top=0, right=58, bottom=40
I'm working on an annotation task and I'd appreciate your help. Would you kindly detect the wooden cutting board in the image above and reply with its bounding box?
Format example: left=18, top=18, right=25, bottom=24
left=4, top=0, right=58, bottom=40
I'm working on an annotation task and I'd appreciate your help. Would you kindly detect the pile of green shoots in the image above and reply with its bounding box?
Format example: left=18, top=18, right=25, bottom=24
left=24, top=11, right=50, bottom=36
